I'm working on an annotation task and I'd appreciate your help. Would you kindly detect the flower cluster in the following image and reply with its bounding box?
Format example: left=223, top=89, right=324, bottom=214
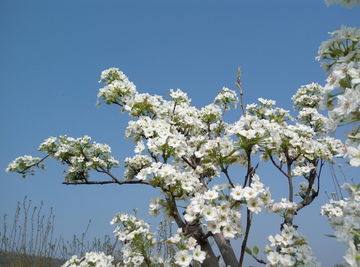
left=6, top=136, right=119, bottom=182
left=40, top=135, right=119, bottom=182
left=337, top=127, right=360, bottom=167
left=124, top=154, right=153, bottom=180
left=213, top=87, right=239, bottom=110
left=321, top=183, right=360, bottom=267
left=167, top=228, right=206, bottom=266
left=184, top=175, right=273, bottom=239
left=272, top=198, right=297, bottom=217
left=6, top=155, right=45, bottom=178
left=61, top=251, right=115, bottom=267
left=317, top=26, right=360, bottom=133
left=125, top=117, right=189, bottom=159
left=317, top=23, right=360, bottom=266
left=131, top=161, right=203, bottom=200
left=109, top=213, right=206, bottom=266
left=292, top=83, right=324, bottom=110
left=169, top=88, right=192, bottom=105
left=110, top=213, right=158, bottom=266
left=230, top=174, right=274, bottom=214
left=265, top=225, right=320, bottom=267
left=195, top=135, right=241, bottom=169
left=230, top=98, right=342, bottom=173
left=291, top=83, right=335, bottom=134
left=97, top=67, right=137, bottom=110
left=185, top=190, right=243, bottom=239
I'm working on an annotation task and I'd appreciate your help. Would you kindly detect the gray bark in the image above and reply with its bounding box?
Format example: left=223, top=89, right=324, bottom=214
left=185, top=223, right=220, bottom=266
left=214, top=233, right=238, bottom=267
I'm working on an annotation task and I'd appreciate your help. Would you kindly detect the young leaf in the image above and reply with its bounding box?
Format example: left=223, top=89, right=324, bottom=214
left=245, top=247, right=253, bottom=256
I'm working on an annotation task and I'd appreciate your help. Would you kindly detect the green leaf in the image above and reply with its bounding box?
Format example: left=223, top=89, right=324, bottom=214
left=201, top=158, right=212, bottom=164
left=245, top=247, right=253, bottom=256
left=293, top=240, right=308, bottom=246
left=253, top=245, right=259, bottom=255
left=325, top=234, right=336, bottom=238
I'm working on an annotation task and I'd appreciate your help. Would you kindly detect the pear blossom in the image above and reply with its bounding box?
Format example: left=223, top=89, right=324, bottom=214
left=61, top=252, right=115, bottom=267
left=347, top=143, right=360, bottom=167
left=230, top=185, right=243, bottom=200
left=174, top=250, right=192, bottom=266
left=193, top=245, right=206, bottom=262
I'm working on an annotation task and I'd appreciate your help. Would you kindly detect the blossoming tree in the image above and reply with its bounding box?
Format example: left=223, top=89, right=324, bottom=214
left=315, top=17, right=360, bottom=267
left=6, top=0, right=360, bottom=266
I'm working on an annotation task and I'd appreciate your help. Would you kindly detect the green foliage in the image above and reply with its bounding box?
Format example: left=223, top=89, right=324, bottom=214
left=252, top=245, right=259, bottom=255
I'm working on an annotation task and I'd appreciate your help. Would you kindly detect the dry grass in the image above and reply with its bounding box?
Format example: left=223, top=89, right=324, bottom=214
left=0, top=196, right=120, bottom=267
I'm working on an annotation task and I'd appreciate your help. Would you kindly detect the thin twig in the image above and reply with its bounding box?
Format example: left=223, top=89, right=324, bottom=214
left=98, top=167, right=121, bottom=183
left=235, top=67, right=246, bottom=116
left=222, top=168, right=235, bottom=188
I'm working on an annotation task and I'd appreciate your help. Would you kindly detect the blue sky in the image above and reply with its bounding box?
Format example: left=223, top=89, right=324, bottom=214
left=1, top=0, right=359, bottom=265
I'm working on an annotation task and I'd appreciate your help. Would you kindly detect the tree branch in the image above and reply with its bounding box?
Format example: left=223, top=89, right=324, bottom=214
left=165, top=194, right=186, bottom=230
left=181, top=156, right=196, bottom=169
left=287, top=161, right=293, bottom=203
left=222, top=168, right=235, bottom=188
left=213, top=232, right=238, bottom=267
left=62, top=180, right=152, bottom=186
left=269, top=155, right=288, bottom=178
left=239, top=208, right=252, bottom=267
left=239, top=153, right=254, bottom=266
left=98, top=167, right=122, bottom=183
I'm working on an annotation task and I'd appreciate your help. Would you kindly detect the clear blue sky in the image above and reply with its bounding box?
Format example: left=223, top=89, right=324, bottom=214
left=1, top=0, right=359, bottom=265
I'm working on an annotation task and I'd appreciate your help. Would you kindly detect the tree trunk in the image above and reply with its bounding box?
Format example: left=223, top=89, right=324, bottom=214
left=201, top=239, right=221, bottom=266
left=185, top=223, right=219, bottom=266
left=214, top=233, right=238, bottom=267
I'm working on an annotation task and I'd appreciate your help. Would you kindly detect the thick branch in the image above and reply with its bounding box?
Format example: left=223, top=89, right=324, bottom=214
left=62, top=180, right=151, bottom=186
left=296, top=190, right=318, bottom=213
left=296, top=163, right=321, bottom=213
left=213, top=233, right=239, bottom=267
left=165, top=192, right=219, bottom=267
left=284, top=189, right=319, bottom=228
left=192, top=225, right=219, bottom=266
left=287, top=161, right=293, bottom=203
left=181, top=156, right=196, bottom=169
left=284, top=160, right=323, bottom=227
left=165, top=194, right=186, bottom=230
